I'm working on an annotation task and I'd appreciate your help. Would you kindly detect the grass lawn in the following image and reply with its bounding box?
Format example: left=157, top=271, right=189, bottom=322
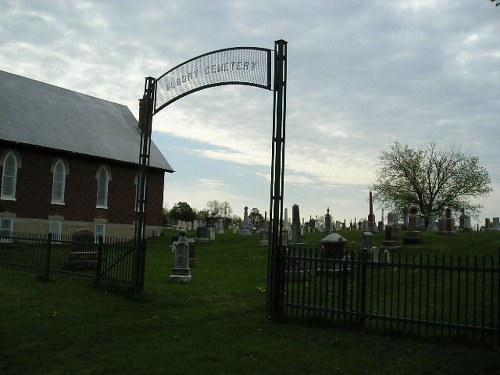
left=0, top=229, right=499, bottom=374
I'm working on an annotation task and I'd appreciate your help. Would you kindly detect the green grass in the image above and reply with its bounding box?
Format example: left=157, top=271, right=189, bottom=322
left=1, top=230, right=499, bottom=374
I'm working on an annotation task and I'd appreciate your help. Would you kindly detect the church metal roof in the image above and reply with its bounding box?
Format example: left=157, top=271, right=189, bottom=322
left=0, top=70, right=173, bottom=172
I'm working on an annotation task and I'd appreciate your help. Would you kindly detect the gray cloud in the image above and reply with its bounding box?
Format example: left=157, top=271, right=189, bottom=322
left=1, top=0, right=498, bottom=223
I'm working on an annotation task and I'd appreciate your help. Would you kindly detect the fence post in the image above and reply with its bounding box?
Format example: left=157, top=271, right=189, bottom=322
left=43, top=233, right=52, bottom=281
left=497, top=247, right=500, bottom=347
left=341, top=249, right=348, bottom=312
left=359, top=247, right=368, bottom=327
left=94, top=236, right=104, bottom=286
left=139, top=238, right=147, bottom=293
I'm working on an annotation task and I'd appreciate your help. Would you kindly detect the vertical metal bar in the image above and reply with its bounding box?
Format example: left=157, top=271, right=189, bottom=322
left=94, top=236, right=104, bottom=286
left=267, top=39, right=287, bottom=320
left=323, top=251, right=329, bottom=316
left=497, top=248, right=500, bottom=346
left=418, top=253, right=423, bottom=336
left=372, top=250, right=377, bottom=330
left=441, top=254, right=445, bottom=338
left=134, top=76, right=155, bottom=295
left=44, top=233, right=52, bottom=281
left=359, top=247, right=367, bottom=327
left=481, top=256, right=486, bottom=344
left=472, top=255, right=477, bottom=342
left=403, top=253, right=408, bottom=333
left=396, top=252, right=401, bottom=331
left=289, top=247, right=296, bottom=316
left=300, top=248, right=307, bottom=318
left=341, top=251, right=348, bottom=315
left=449, top=255, right=454, bottom=339
left=457, top=255, right=461, bottom=339
left=317, top=248, right=324, bottom=318
left=350, top=250, right=356, bottom=324
left=427, top=254, right=432, bottom=336
left=411, top=253, right=416, bottom=334
left=465, top=255, right=469, bottom=339
left=390, top=253, right=394, bottom=331
left=382, top=253, right=388, bottom=330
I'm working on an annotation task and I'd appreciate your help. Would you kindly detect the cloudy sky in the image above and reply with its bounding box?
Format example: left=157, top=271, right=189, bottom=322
left=1, top=1, right=499, bottom=227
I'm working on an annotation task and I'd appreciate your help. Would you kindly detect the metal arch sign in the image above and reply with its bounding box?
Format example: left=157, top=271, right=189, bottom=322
left=154, top=47, right=272, bottom=113
left=135, top=41, right=287, bottom=320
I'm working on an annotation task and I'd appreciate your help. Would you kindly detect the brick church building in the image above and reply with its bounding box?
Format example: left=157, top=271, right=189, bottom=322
left=0, top=70, right=174, bottom=240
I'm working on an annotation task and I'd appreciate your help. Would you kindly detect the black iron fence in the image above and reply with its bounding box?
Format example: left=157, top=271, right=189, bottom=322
left=0, top=232, right=146, bottom=295
left=281, top=244, right=500, bottom=346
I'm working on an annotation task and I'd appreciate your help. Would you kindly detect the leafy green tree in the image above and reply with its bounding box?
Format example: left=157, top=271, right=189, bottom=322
left=371, top=142, right=492, bottom=226
left=197, top=209, right=209, bottom=221
left=232, top=215, right=242, bottom=227
left=248, top=208, right=264, bottom=227
left=169, top=201, right=197, bottom=222
left=162, top=208, right=169, bottom=225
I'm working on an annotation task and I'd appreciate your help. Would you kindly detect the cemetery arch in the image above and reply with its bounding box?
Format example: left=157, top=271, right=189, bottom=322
left=135, top=40, right=287, bottom=320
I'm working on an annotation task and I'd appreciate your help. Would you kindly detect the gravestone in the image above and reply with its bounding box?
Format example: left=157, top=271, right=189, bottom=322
left=320, top=232, right=347, bottom=274
left=387, top=212, right=398, bottom=230
left=377, top=221, right=384, bottom=233
left=362, top=220, right=369, bottom=232
left=459, top=209, right=472, bottom=231
left=169, top=229, right=192, bottom=283
left=309, top=216, right=316, bottom=232
left=216, top=216, right=224, bottom=234
left=403, top=206, right=422, bottom=244
left=492, top=217, right=500, bottom=230
left=259, top=228, right=268, bottom=247
left=324, top=208, right=332, bottom=234
left=284, top=208, right=290, bottom=231
left=372, top=246, right=379, bottom=262
left=463, top=215, right=472, bottom=231
left=65, top=230, right=97, bottom=270
left=382, top=223, right=400, bottom=249
left=383, top=249, right=391, bottom=264
left=426, top=215, right=438, bottom=231
left=239, top=206, right=252, bottom=236
left=439, top=207, right=456, bottom=235
left=188, top=238, right=196, bottom=267
left=291, top=205, right=301, bottom=244
left=321, top=233, right=347, bottom=260
left=195, top=226, right=209, bottom=243
left=281, top=230, right=289, bottom=246
left=367, top=191, right=377, bottom=233
left=362, top=231, right=373, bottom=251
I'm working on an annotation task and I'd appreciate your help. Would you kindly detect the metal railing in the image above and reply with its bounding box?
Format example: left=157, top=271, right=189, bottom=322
left=281, top=244, right=500, bottom=346
left=0, top=232, right=146, bottom=295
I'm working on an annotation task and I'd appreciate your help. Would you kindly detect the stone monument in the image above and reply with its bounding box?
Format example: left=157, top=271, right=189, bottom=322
left=195, top=226, right=209, bottom=243
left=169, top=229, right=192, bottom=283
left=382, top=223, right=400, bottom=249
left=403, top=205, right=422, bottom=244
left=324, top=207, right=332, bottom=234
left=291, top=204, right=302, bottom=244
left=239, top=206, right=252, bottom=236
left=368, top=191, right=377, bottom=233
left=439, top=207, right=456, bottom=235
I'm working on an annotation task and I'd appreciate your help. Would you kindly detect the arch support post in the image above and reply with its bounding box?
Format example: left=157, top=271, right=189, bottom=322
left=133, top=76, right=155, bottom=293
left=267, top=39, right=287, bottom=320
